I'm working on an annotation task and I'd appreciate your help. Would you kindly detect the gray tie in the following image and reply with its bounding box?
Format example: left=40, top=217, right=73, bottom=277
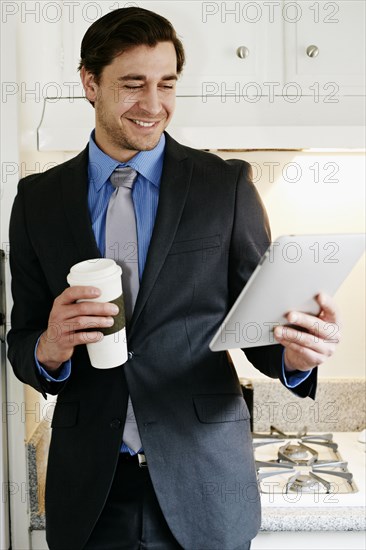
left=107, top=167, right=139, bottom=321
left=106, top=166, right=142, bottom=452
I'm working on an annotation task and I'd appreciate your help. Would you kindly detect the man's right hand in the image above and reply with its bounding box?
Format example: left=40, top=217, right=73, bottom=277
left=36, top=286, right=119, bottom=372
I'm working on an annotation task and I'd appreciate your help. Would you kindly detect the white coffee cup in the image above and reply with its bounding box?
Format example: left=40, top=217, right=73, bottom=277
left=67, top=258, right=128, bottom=368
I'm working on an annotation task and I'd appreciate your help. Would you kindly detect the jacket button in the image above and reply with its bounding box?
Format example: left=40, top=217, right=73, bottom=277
left=128, top=351, right=134, bottom=360
left=110, top=418, right=122, bottom=430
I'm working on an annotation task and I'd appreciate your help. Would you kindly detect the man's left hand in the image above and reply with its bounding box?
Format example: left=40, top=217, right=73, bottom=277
left=273, top=293, right=341, bottom=373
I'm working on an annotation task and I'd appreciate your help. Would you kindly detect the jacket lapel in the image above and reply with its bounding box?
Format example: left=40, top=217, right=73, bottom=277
left=61, top=146, right=101, bottom=262
left=129, top=134, right=193, bottom=332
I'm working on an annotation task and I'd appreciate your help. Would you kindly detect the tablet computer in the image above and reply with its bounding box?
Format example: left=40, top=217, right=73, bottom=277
left=209, top=233, right=365, bottom=351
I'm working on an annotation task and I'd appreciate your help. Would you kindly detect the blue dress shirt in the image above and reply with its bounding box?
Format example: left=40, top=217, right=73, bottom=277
left=87, top=130, right=165, bottom=277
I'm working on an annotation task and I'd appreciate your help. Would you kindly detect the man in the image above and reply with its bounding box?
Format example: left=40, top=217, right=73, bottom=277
left=7, top=7, right=340, bottom=550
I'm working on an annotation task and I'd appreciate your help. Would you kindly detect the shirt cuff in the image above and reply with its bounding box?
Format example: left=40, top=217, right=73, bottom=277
left=282, top=349, right=312, bottom=388
left=34, top=337, right=71, bottom=382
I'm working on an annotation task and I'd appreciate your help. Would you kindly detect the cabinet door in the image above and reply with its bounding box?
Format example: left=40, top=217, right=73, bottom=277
left=284, top=0, right=365, bottom=96
left=140, top=1, right=280, bottom=98
left=61, top=1, right=281, bottom=99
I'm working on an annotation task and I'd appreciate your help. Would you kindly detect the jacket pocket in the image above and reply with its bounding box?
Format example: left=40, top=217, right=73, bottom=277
left=193, top=394, right=249, bottom=424
left=51, top=402, right=79, bottom=428
left=168, top=234, right=221, bottom=255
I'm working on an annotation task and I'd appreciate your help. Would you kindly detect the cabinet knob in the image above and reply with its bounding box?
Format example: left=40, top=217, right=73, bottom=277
left=306, top=45, right=319, bottom=58
left=236, top=46, right=250, bottom=59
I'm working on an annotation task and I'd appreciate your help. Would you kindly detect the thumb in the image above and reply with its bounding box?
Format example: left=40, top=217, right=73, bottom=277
left=317, top=293, right=339, bottom=324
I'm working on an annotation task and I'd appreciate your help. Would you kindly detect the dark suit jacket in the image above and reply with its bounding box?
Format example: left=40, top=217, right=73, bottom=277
left=7, top=133, right=317, bottom=550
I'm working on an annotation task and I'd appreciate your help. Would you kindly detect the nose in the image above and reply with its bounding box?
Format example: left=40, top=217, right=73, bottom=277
left=138, top=86, right=162, bottom=116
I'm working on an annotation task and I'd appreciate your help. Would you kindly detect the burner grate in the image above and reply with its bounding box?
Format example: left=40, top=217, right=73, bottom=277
left=253, top=426, right=357, bottom=495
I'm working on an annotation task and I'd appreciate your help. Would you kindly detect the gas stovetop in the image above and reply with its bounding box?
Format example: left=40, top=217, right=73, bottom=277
left=253, top=426, right=358, bottom=497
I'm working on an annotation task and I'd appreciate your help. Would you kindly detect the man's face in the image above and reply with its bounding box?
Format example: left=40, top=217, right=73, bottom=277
left=82, top=42, right=178, bottom=161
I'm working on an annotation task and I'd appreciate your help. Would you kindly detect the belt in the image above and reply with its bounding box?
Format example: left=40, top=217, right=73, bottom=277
left=119, top=452, right=148, bottom=468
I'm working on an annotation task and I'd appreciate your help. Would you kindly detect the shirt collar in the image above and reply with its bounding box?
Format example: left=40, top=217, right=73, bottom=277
left=88, top=130, right=166, bottom=191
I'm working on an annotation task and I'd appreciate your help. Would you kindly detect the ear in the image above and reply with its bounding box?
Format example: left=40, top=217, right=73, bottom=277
left=80, top=67, right=99, bottom=103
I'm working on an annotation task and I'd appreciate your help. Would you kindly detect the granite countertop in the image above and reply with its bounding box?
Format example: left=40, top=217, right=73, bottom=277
left=27, top=420, right=49, bottom=530
left=260, top=506, right=366, bottom=532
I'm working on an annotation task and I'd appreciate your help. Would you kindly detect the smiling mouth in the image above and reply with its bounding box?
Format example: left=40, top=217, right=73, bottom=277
left=130, top=119, right=159, bottom=128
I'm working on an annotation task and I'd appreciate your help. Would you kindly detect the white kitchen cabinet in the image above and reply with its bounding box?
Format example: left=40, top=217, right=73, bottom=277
left=140, top=1, right=365, bottom=99
left=138, top=1, right=282, bottom=97
left=284, top=0, right=365, bottom=96
left=60, top=0, right=280, bottom=97
left=37, top=0, right=365, bottom=149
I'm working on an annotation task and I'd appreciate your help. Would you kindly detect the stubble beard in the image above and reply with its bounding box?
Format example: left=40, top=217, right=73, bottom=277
left=96, top=103, right=165, bottom=154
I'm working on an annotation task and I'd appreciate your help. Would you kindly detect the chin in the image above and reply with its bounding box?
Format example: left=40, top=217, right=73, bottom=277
left=129, top=135, right=162, bottom=151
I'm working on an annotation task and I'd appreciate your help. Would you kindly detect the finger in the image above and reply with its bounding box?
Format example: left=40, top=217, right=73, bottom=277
left=274, top=325, right=337, bottom=355
left=74, top=330, right=105, bottom=345
left=63, top=315, right=115, bottom=332
left=285, top=310, right=341, bottom=343
left=42, top=321, right=112, bottom=344
left=41, top=325, right=105, bottom=349
left=60, top=330, right=105, bottom=346
left=56, top=286, right=101, bottom=306
left=56, top=300, right=119, bottom=322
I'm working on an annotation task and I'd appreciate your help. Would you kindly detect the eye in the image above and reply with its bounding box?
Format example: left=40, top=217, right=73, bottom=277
left=124, top=85, right=143, bottom=90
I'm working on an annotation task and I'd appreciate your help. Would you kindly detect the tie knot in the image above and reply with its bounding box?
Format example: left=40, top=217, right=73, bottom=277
left=110, top=166, right=137, bottom=190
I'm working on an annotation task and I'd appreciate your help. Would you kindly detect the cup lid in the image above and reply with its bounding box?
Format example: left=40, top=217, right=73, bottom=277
left=68, top=258, right=121, bottom=282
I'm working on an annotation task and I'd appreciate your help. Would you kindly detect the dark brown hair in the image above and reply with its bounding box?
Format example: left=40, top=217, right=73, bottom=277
left=78, top=7, right=185, bottom=81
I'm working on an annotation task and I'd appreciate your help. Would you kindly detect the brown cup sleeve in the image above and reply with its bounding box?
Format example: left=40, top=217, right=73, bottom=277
left=99, top=294, right=125, bottom=336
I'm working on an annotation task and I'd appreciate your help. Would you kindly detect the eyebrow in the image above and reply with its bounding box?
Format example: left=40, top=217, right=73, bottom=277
left=117, top=74, right=178, bottom=82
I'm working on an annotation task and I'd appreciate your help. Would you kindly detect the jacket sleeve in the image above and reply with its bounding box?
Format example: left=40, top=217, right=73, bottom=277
left=7, top=178, right=68, bottom=398
left=228, top=160, right=317, bottom=399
